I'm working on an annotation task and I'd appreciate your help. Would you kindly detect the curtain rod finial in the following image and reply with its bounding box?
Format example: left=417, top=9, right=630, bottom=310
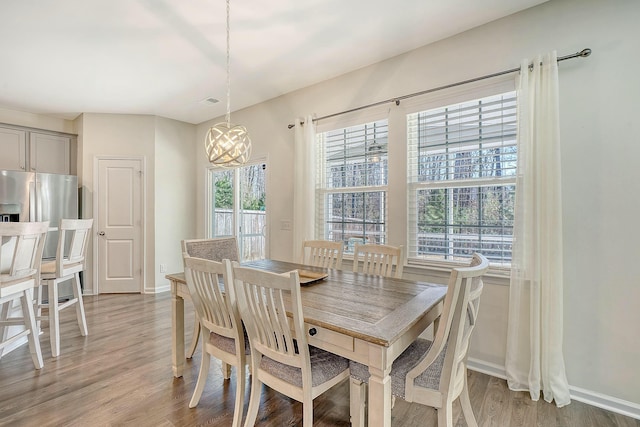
left=580, top=48, right=591, bottom=57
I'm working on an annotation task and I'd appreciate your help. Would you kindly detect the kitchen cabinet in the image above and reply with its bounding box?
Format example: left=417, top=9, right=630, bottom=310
left=0, top=125, right=73, bottom=174
left=29, top=132, right=70, bottom=174
left=0, top=127, right=27, bottom=170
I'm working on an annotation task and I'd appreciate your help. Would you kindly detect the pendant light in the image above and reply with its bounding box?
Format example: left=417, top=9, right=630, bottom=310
left=205, top=0, right=251, bottom=166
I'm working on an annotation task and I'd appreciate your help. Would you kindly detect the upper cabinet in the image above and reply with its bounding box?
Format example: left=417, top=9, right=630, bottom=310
left=29, top=132, right=70, bottom=174
left=0, top=125, right=75, bottom=174
left=0, top=127, right=27, bottom=170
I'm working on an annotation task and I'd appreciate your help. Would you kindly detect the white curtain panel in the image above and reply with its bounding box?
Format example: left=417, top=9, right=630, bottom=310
left=505, top=51, right=571, bottom=407
left=292, top=115, right=316, bottom=258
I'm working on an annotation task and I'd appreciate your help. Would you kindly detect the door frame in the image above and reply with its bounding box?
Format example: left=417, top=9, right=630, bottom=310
left=93, top=155, right=147, bottom=294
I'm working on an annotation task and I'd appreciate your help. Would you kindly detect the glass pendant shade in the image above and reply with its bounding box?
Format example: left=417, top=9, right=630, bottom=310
left=205, top=122, right=251, bottom=166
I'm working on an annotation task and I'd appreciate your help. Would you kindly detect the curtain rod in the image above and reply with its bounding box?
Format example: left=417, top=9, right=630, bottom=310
left=287, top=48, right=591, bottom=129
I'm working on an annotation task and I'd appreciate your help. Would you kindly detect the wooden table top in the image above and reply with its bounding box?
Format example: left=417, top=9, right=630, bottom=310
left=167, top=259, right=447, bottom=348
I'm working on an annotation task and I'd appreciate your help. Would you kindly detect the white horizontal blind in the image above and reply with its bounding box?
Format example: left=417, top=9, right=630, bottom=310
left=316, top=119, right=389, bottom=251
left=407, top=91, right=517, bottom=265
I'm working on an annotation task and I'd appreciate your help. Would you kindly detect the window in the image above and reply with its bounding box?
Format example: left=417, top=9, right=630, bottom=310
left=407, top=92, right=517, bottom=265
left=208, top=161, right=267, bottom=261
left=316, top=119, right=388, bottom=252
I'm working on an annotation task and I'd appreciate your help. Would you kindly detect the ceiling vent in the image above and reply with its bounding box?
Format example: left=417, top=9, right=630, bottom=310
left=200, top=97, right=219, bottom=105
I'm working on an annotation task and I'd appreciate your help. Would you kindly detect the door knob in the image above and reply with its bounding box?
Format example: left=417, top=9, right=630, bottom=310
left=98, top=231, right=105, bottom=236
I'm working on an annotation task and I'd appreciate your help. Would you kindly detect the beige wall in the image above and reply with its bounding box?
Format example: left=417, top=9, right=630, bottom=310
left=154, top=116, right=197, bottom=291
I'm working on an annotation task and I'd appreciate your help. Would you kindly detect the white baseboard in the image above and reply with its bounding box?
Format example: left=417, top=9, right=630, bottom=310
left=569, top=385, right=640, bottom=421
left=152, top=284, right=170, bottom=294
left=466, top=358, right=640, bottom=421
left=467, top=357, right=508, bottom=380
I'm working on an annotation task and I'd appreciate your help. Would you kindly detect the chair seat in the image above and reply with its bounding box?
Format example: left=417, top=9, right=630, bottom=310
left=0, top=269, right=36, bottom=281
left=40, top=260, right=83, bottom=278
left=350, top=339, right=446, bottom=399
left=0, top=276, right=36, bottom=298
left=261, top=345, right=349, bottom=388
left=209, top=329, right=251, bottom=356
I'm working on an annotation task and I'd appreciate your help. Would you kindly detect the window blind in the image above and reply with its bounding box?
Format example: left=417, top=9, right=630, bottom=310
left=407, top=92, right=517, bottom=265
left=317, top=119, right=389, bottom=249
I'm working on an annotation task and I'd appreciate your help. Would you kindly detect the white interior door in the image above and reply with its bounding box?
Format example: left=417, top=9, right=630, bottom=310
left=97, top=158, right=143, bottom=293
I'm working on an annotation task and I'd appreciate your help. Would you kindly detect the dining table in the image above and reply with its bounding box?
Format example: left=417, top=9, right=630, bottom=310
left=166, top=259, right=447, bottom=427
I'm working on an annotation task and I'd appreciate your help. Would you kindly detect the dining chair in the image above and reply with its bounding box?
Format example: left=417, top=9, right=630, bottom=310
left=349, top=253, right=490, bottom=427
left=181, top=237, right=240, bottom=358
left=38, top=218, right=93, bottom=357
left=352, top=242, right=405, bottom=279
left=232, top=262, right=350, bottom=426
left=183, top=255, right=249, bottom=425
left=0, top=221, right=49, bottom=369
left=300, top=239, right=343, bottom=269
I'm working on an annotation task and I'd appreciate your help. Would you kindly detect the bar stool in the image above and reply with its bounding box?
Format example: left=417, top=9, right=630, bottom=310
left=39, top=219, right=93, bottom=357
left=0, top=221, right=49, bottom=369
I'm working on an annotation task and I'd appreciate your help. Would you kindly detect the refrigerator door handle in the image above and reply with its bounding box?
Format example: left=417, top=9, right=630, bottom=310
left=29, top=181, right=37, bottom=222
left=36, top=180, right=43, bottom=221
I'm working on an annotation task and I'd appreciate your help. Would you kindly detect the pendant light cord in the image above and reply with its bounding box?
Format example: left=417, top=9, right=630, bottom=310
left=225, top=0, right=231, bottom=126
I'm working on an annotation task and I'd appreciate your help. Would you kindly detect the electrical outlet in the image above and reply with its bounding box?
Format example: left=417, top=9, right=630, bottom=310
left=281, top=220, right=292, bottom=231
left=160, top=264, right=166, bottom=273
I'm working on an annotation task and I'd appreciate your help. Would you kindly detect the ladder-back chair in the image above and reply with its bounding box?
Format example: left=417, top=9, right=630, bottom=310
left=301, top=239, right=343, bottom=269
left=349, top=253, right=490, bottom=427
left=232, top=263, right=349, bottom=426
left=352, top=243, right=404, bottom=279
left=183, top=255, right=249, bottom=426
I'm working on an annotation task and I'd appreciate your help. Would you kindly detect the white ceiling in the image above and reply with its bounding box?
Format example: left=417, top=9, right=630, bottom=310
left=0, top=0, right=548, bottom=125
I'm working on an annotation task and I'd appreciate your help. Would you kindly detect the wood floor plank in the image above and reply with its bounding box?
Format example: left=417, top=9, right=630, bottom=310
left=0, top=293, right=638, bottom=427
left=508, top=389, right=537, bottom=427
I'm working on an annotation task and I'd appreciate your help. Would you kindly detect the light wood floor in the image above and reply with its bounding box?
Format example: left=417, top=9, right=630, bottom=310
left=0, top=292, right=638, bottom=427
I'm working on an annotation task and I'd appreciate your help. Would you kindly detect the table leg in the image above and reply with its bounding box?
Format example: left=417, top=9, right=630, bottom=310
left=171, top=280, right=185, bottom=378
left=350, top=377, right=366, bottom=427
left=368, top=364, right=392, bottom=427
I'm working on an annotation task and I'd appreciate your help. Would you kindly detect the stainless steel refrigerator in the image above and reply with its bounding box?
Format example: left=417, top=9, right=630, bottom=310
left=0, top=170, right=78, bottom=299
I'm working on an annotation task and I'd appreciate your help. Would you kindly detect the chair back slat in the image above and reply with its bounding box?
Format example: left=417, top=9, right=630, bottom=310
left=301, top=240, right=343, bottom=269
left=13, top=235, right=38, bottom=276
left=352, top=243, right=404, bottom=278
left=183, top=255, right=240, bottom=340
left=233, top=264, right=307, bottom=369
